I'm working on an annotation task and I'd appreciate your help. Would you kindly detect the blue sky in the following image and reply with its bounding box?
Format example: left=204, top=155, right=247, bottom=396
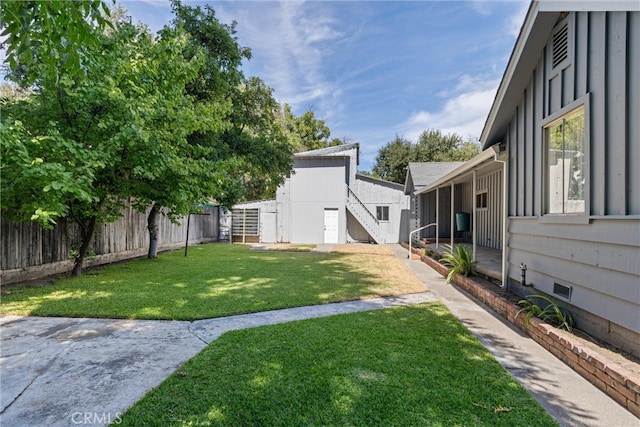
left=122, top=0, right=529, bottom=171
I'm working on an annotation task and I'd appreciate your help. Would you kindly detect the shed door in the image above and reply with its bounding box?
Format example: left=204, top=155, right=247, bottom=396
left=323, top=209, right=339, bottom=243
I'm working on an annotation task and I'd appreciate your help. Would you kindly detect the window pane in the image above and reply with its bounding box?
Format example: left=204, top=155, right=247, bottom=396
left=476, top=192, right=488, bottom=209
left=564, top=109, right=585, bottom=213
left=545, top=107, right=585, bottom=214
left=546, top=121, right=565, bottom=213
left=376, top=206, right=389, bottom=221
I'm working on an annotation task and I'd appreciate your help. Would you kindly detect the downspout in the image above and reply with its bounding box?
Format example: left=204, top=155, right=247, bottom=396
left=493, top=143, right=509, bottom=289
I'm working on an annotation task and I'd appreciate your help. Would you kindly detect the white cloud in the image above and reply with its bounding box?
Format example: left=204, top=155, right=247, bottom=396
left=470, top=0, right=530, bottom=38
left=470, top=1, right=495, bottom=16
left=135, top=0, right=170, bottom=6
left=507, top=1, right=530, bottom=38
left=217, top=1, right=344, bottom=118
left=399, top=75, right=500, bottom=143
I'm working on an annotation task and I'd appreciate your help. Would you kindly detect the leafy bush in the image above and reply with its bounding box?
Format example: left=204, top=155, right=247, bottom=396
left=440, top=244, right=477, bottom=284
left=517, top=294, right=575, bottom=332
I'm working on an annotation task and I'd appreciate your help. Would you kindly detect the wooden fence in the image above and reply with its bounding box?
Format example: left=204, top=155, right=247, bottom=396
left=1, top=203, right=220, bottom=284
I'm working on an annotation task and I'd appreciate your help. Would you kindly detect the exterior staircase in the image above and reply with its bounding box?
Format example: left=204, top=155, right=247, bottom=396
left=346, top=187, right=384, bottom=243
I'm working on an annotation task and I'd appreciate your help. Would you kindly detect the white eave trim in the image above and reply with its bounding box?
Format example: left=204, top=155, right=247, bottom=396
left=538, top=1, right=639, bottom=12
left=480, top=1, right=539, bottom=147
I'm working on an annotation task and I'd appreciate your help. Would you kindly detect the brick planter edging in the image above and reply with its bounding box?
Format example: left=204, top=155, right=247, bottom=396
left=401, top=243, right=640, bottom=417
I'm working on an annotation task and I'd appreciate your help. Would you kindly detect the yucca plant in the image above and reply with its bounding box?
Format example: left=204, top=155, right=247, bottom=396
left=516, top=294, right=575, bottom=332
left=440, top=244, right=477, bottom=284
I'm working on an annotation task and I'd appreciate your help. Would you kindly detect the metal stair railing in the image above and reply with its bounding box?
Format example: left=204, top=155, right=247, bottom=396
left=346, top=187, right=381, bottom=243
left=408, top=223, right=437, bottom=259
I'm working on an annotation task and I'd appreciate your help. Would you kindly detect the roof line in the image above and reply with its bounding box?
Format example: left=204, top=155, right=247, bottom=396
left=416, top=150, right=496, bottom=195
left=356, top=173, right=404, bottom=189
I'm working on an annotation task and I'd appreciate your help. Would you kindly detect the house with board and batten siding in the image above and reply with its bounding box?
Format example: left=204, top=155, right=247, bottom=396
left=479, top=1, right=640, bottom=355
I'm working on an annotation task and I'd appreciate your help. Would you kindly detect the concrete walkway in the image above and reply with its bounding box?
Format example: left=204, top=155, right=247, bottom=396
left=1, top=294, right=435, bottom=427
left=1, top=244, right=638, bottom=426
left=388, top=244, right=638, bottom=427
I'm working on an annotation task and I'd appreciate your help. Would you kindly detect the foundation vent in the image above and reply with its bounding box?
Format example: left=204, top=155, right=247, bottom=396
left=553, top=282, right=572, bottom=300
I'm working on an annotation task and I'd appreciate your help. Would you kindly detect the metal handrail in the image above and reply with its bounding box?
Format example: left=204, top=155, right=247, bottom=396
left=347, top=187, right=379, bottom=226
left=408, top=223, right=437, bottom=259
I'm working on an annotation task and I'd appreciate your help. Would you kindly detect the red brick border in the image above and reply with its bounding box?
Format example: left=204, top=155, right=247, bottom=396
left=402, top=243, right=640, bottom=418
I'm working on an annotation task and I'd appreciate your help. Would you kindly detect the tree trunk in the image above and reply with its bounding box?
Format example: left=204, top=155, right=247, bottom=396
left=147, top=203, right=159, bottom=259
left=71, top=215, right=97, bottom=277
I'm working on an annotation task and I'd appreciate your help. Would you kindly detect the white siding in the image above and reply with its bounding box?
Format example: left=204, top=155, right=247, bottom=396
left=351, top=176, right=409, bottom=243
left=287, top=158, right=348, bottom=244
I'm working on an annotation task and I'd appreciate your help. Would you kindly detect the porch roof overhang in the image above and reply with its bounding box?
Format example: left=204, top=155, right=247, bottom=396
left=480, top=1, right=639, bottom=151
left=416, top=150, right=497, bottom=195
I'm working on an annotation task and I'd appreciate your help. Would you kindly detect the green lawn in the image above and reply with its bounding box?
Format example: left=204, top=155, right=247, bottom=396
left=0, top=244, right=425, bottom=320
left=118, top=303, right=557, bottom=427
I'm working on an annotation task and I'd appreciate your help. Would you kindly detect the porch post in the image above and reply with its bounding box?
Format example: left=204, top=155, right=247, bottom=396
left=435, top=188, right=439, bottom=249
left=501, top=158, right=509, bottom=289
left=493, top=147, right=509, bottom=290
left=472, top=170, right=477, bottom=260
left=450, top=182, right=454, bottom=247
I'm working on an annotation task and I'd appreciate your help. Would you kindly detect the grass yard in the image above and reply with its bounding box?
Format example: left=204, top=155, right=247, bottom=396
left=0, top=243, right=425, bottom=320
left=118, top=303, right=557, bottom=426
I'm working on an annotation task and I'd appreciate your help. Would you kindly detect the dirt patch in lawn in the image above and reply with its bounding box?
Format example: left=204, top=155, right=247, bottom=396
left=252, top=243, right=316, bottom=252
left=331, top=243, right=397, bottom=256
left=331, top=244, right=428, bottom=296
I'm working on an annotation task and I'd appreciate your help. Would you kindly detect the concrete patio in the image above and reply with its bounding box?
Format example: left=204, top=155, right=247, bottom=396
left=421, top=242, right=503, bottom=281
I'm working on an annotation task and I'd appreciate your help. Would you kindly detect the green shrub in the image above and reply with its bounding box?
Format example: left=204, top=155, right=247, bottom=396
left=517, top=294, right=575, bottom=332
left=440, top=244, right=477, bottom=284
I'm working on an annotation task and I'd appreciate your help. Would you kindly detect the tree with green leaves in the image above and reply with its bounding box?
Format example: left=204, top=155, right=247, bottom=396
left=371, top=129, right=480, bottom=183
left=2, top=1, right=300, bottom=268
left=0, top=120, right=98, bottom=228
left=169, top=0, right=294, bottom=210
left=294, top=110, right=332, bottom=151
left=0, top=0, right=114, bottom=85
left=226, top=77, right=294, bottom=201
left=371, top=136, right=413, bottom=184
left=277, top=104, right=334, bottom=152
left=1, top=7, right=225, bottom=273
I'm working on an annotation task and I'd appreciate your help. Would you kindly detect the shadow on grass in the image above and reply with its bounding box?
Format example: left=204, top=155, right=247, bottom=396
left=0, top=244, right=413, bottom=320
left=118, top=304, right=557, bottom=426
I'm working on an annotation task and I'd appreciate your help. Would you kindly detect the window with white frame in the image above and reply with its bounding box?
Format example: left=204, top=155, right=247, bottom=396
left=376, top=206, right=389, bottom=221
left=544, top=106, right=585, bottom=214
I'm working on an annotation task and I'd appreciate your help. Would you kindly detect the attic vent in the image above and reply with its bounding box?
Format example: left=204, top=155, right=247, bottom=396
left=552, top=23, right=569, bottom=68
